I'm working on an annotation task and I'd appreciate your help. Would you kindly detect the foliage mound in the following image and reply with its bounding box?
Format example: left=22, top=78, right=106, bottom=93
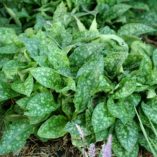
left=0, top=0, right=157, bottom=156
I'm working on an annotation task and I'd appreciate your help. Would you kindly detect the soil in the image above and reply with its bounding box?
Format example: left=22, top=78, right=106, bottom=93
left=1, top=136, right=153, bottom=157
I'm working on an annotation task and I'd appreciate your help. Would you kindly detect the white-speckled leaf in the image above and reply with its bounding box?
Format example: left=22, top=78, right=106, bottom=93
left=48, top=44, right=71, bottom=77
left=31, top=67, right=62, bottom=91
left=142, top=97, right=157, bottom=124
left=113, top=77, right=137, bottom=99
left=115, top=120, right=139, bottom=152
left=24, top=92, right=58, bottom=124
left=2, top=60, right=24, bottom=80
left=0, top=81, right=18, bottom=102
left=118, top=23, right=155, bottom=36
left=112, top=136, right=139, bottom=157
left=74, top=54, right=108, bottom=113
left=105, top=4, right=131, bottom=21
left=107, top=94, right=141, bottom=124
left=0, top=119, right=34, bottom=155
left=38, top=115, right=67, bottom=139
left=11, top=74, right=33, bottom=97
left=0, top=44, right=18, bottom=54
left=92, top=103, right=115, bottom=134
left=16, top=97, right=30, bottom=109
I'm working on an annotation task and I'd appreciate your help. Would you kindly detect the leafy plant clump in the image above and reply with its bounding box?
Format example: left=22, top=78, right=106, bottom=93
left=0, top=0, right=157, bottom=156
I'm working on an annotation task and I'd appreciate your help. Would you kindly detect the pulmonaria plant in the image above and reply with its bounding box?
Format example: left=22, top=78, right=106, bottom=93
left=0, top=0, right=157, bottom=157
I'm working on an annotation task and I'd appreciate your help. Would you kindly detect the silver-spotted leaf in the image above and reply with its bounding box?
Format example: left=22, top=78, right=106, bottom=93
left=118, top=23, right=155, bottom=36
left=47, top=44, right=71, bottom=77
left=92, top=103, right=115, bottom=133
left=16, top=97, right=30, bottom=109
left=31, top=67, right=62, bottom=91
left=11, top=74, right=33, bottom=96
left=113, top=77, right=137, bottom=99
left=142, top=97, right=157, bottom=124
left=115, top=120, right=139, bottom=152
left=38, top=115, right=67, bottom=139
left=0, top=119, right=34, bottom=155
left=74, top=54, right=105, bottom=113
left=105, top=4, right=131, bottom=21
left=2, top=60, right=25, bottom=80
left=0, top=81, right=18, bottom=102
left=0, top=44, right=18, bottom=54
left=0, top=28, right=18, bottom=45
left=112, top=136, right=139, bottom=157
left=24, top=92, right=58, bottom=124
left=107, top=94, right=140, bottom=124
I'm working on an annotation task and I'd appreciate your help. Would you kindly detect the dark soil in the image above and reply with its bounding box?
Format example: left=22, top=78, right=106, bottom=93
left=2, top=136, right=81, bottom=157
left=1, top=136, right=153, bottom=157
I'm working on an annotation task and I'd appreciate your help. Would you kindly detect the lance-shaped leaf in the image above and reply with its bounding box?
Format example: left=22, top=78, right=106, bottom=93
left=113, top=76, right=137, bottom=99
left=0, top=81, right=18, bottom=102
left=16, top=97, right=30, bottom=110
left=24, top=92, right=59, bottom=124
left=0, top=27, right=18, bottom=45
left=112, top=136, right=139, bottom=157
left=31, top=67, right=62, bottom=91
left=38, top=115, right=67, bottom=139
left=153, top=49, right=157, bottom=69
left=47, top=44, right=71, bottom=77
left=11, top=74, right=33, bottom=97
left=92, top=102, right=115, bottom=134
left=142, top=97, right=157, bottom=124
left=118, top=23, right=156, bottom=36
left=69, top=42, right=104, bottom=70
left=115, top=120, right=139, bottom=152
left=74, top=54, right=105, bottom=113
left=2, top=60, right=25, bottom=80
left=105, top=4, right=131, bottom=21
left=107, top=94, right=141, bottom=124
left=0, top=43, right=18, bottom=54
left=0, top=119, right=34, bottom=155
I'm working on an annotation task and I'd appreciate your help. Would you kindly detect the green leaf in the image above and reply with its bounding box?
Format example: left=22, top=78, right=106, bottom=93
left=112, top=136, right=139, bottom=157
left=0, top=28, right=18, bottom=45
left=153, top=49, right=157, bottom=69
left=37, top=115, right=67, bottom=139
left=60, top=77, right=76, bottom=94
left=92, top=102, right=115, bottom=134
left=0, top=44, right=18, bottom=54
left=0, top=81, right=18, bottom=102
left=118, top=23, right=156, bottom=36
left=24, top=92, right=58, bottom=124
left=113, top=76, right=137, bottom=99
left=89, top=18, right=98, bottom=31
left=47, top=44, right=71, bottom=77
left=74, top=54, right=105, bottom=113
left=0, top=119, right=34, bottom=155
left=31, top=67, right=62, bottom=91
left=105, top=4, right=131, bottom=21
left=16, top=97, right=30, bottom=109
left=61, top=96, right=74, bottom=119
left=2, top=60, right=25, bottom=80
left=11, top=74, right=34, bottom=96
left=69, top=42, right=104, bottom=71
left=115, top=120, right=139, bottom=152
left=107, top=94, right=140, bottom=124
left=53, top=2, right=71, bottom=26
left=142, top=97, right=157, bottom=124
left=74, top=16, right=86, bottom=32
